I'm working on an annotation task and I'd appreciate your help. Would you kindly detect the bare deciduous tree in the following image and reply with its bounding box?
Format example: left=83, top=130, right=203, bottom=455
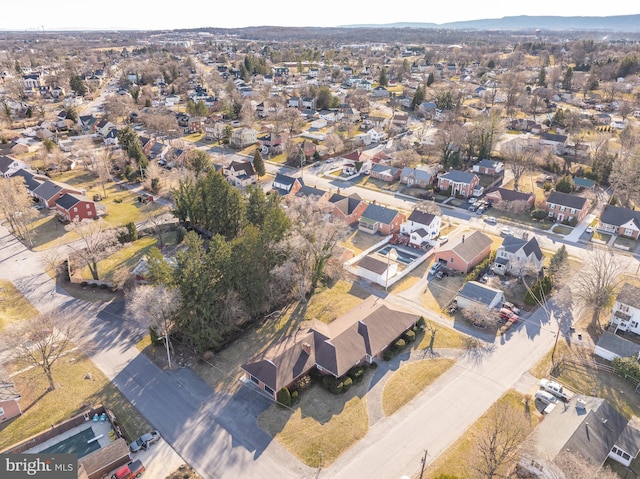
left=127, top=284, right=181, bottom=369
left=573, top=248, right=626, bottom=330
left=472, top=403, right=529, bottom=478
left=65, top=219, right=122, bottom=281
left=500, top=140, right=534, bottom=192
left=461, top=302, right=494, bottom=328
left=0, top=176, right=39, bottom=247
left=554, top=450, right=619, bottom=479
left=12, top=311, right=77, bottom=391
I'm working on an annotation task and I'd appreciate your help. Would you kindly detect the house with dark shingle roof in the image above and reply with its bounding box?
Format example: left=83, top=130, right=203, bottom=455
left=223, top=160, right=257, bottom=188
left=494, top=235, right=544, bottom=276
left=598, top=205, right=640, bottom=240
left=0, top=366, right=22, bottom=423
left=32, top=179, right=84, bottom=208
left=437, top=169, right=480, bottom=198
left=457, top=281, right=505, bottom=310
left=400, top=209, right=441, bottom=248
left=433, top=230, right=492, bottom=273
left=329, top=193, right=368, bottom=225
left=539, top=131, right=568, bottom=154
left=272, top=173, right=304, bottom=196
left=295, top=185, right=329, bottom=202
left=356, top=255, right=398, bottom=286
left=241, top=296, right=418, bottom=399
left=522, top=395, right=640, bottom=469
left=546, top=191, right=589, bottom=223
left=473, top=159, right=503, bottom=176
left=594, top=331, right=640, bottom=362
left=10, top=168, right=47, bottom=193
left=55, top=193, right=98, bottom=222
left=358, top=203, right=406, bottom=235
left=400, top=167, right=434, bottom=188
left=370, top=164, right=401, bottom=183
left=0, top=155, right=28, bottom=178
left=485, top=187, right=535, bottom=211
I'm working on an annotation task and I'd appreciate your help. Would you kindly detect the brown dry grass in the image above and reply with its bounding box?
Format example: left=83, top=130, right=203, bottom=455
left=382, top=359, right=455, bottom=416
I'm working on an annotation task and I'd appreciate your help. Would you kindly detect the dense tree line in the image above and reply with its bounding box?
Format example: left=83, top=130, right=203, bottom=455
left=143, top=171, right=346, bottom=353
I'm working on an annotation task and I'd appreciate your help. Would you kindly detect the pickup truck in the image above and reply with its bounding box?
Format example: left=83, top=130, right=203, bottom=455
left=111, top=460, right=145, bottom=479
left=539, top=378, right=574, bottom=401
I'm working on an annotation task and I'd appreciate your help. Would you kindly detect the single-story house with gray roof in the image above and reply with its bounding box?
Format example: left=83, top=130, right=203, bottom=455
left=242, top=296, right=418, bottom=398
left=521, top=394, right=640, bottom=469
left=456, top=281, right=505, bottom=310
left=359, top=203, right=406, bottom=235
left=594, top=331, right=640, bottom=362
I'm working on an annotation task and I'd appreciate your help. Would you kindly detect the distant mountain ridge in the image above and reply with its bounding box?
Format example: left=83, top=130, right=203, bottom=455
left=341, top=14, right=640, bottom=32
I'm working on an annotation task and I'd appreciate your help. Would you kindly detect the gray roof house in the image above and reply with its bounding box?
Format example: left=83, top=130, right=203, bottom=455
left=456, top=281, right=505, bottom=310
left=242, top=296, right=418, bottom=398
left=598, top=205, right=640, bottom=239
left=594, top=331, right=640, bottom=362
left=522, top=395, right=640, bottom=468
left=494, top=235, right=544, bottom=276
left=359, top=204, right=406, bottom=235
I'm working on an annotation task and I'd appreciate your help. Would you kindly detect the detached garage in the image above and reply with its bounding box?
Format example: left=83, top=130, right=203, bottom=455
left=456, top=281, right=505, bottom=310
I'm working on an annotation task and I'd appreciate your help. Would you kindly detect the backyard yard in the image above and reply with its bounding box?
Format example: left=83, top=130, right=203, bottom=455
left=0, top=280, right=38, bottom=331
left=0, top=350, right=149, bottom=450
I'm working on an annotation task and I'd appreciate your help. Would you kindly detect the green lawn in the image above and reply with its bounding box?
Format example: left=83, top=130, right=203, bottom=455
left=552, top=224, right=573, bottom=235
left=0, top=351, right=149, bottom=450
left=0, top=280, right=38, bottom=331
left=80, top=233, right=176, bottom=282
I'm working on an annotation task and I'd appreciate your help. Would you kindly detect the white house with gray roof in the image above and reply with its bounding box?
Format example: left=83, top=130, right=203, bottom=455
left=400, top=209, right=441, bottom=248
left=608, top=283, right=640, bottom=336
left=494, top=235, right=544, bottom=276
left=456, top=281, right=505, bottom=310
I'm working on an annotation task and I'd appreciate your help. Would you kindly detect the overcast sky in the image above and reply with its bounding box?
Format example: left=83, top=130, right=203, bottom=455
left=3, top=1, right=639, bottom=31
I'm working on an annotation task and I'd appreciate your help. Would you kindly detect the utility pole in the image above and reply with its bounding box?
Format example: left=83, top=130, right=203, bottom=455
left=419, top=449, right=429, bottom=479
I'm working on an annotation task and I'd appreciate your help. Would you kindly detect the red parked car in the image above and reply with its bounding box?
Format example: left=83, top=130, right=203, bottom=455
left=498, top=308, right=519, bottom=323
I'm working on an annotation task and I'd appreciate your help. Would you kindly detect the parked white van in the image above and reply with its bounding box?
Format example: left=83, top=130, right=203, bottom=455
left=535, top=390, right=558, bottom=405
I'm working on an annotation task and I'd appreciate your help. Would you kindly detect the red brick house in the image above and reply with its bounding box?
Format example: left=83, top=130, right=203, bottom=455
left=598, top=205, right=640, bottom=239
left=433, top=231, right=492, bottom=273
left=32, top=179, right=85, bottom=208
left=0, top=366, right=22, bottom=423
left=300, top=139, right=317, bottom=159
left=55, top=193, right=98, bottom=222
left=485, top=188, right=535, bottom=211
left=545, top=191, right=589, bottom=223
left=437, top=170, right=480, bottom=197
left=358, top=204, right=406, bottom=235
left=370, top=164, right=401, bottom=182
left=329, top=193, right=368, bottom=225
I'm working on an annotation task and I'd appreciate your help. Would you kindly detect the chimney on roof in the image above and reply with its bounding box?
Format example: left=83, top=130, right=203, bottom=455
left=301, top=342, right=311, bottom=355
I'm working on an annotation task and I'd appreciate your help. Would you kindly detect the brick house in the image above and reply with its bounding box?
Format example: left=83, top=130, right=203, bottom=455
left=358, top=204, right=406, bottom=235
left=55, top=193, right=98, bottom=222
left=437, top=170, right=480, bottom=197
left=32, top=179, right=85, bottom=208
left=545, top=191, right=588, bottom=223
left=400, top=167, right=433, bottom=188
left=329, top=193, right=368, bottom=225
left=369, top=164, right=401, bottom=183
left=598, top=205, right=640, bottom=239
left=433, top=231, right=492, bottom=273
left=484, top=188, right=535, bottom=211
left=472, top=159, right=504, bottom=176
